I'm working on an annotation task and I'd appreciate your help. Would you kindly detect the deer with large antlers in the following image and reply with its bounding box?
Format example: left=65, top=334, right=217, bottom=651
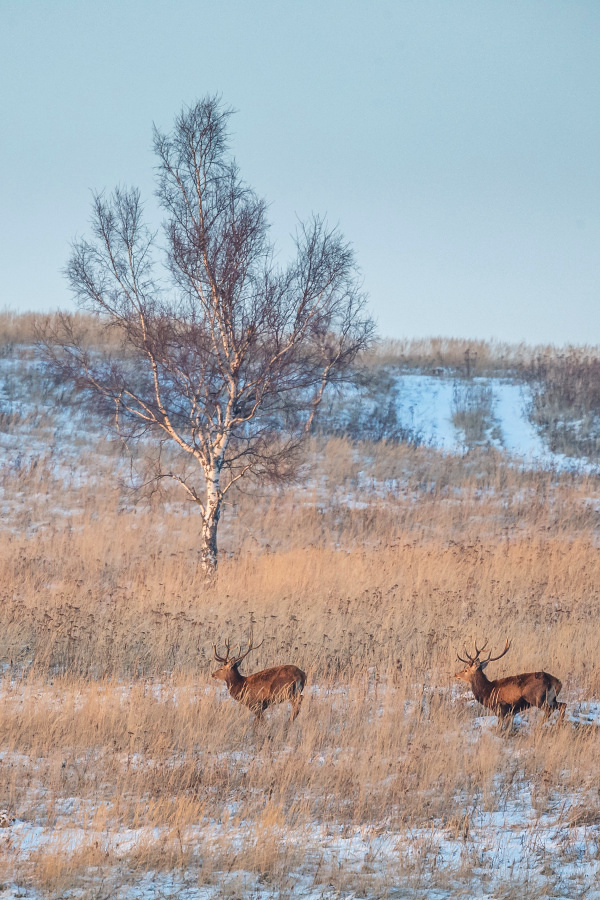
left=212, top=635, right=306, bottom=722
left=455, top=640, right=566, bottom=723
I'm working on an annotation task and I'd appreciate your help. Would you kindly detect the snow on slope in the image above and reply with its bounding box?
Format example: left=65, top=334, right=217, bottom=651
left=393, top=373, right=596, bottom=470
left=394, top=374, right=458, bottom=451
left=0, top=353, right=597, bottom=471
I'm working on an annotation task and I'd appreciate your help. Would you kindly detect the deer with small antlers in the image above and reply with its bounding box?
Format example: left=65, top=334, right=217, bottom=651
left=212, top=634, right=306, bottom=722
left=455, top=639, right=566, bottom=723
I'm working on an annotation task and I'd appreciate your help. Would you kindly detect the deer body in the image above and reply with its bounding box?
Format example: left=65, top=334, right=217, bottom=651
left=213, top=637, right=306, bottom=722
left=456, top=640, right=566, bottom=722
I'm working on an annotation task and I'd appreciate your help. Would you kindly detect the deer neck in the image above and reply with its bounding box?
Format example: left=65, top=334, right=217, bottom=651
left=224, top=666, right=247, bottom=698
left=468, top=668, right=494, bottom=706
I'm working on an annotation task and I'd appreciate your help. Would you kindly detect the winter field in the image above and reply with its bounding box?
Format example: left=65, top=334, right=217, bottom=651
left=1, top=325, right=600, bottom=898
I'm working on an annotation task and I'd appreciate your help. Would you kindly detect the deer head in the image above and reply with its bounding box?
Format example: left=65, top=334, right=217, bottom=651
left=455, top=639, right=511, bottom=681
left=212, top=633, right=264, bottom=683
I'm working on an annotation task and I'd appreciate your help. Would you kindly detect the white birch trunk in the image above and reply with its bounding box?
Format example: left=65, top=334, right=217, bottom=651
left=201, top=464, right=223, bottom=574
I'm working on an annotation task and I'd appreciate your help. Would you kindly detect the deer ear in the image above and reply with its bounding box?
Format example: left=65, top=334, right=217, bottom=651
left=479, top=659, right=489, bottom=670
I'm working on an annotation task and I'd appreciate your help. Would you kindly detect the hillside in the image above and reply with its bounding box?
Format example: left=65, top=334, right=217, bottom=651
left=1, top=322, right=600, bottom=898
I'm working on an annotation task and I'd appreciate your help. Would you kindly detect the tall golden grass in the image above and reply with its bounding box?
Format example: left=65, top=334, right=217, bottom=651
left=0, top=437, right=599, bottom=895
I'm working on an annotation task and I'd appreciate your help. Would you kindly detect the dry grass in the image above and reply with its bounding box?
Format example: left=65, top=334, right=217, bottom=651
left=1, top=468, right=600, bottom=897
left=367, top=335, right=600, bottom=376
left=526, top=350, right=600, bottom=459
left=3, top=308, right=600, bottom=374
left=1, top=330, right=600, bottom=896
left=0, top=309, right=138, bottom=356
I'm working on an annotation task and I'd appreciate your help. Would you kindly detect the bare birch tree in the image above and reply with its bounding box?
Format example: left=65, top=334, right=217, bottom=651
left=44, top=96, right=374, bottom=572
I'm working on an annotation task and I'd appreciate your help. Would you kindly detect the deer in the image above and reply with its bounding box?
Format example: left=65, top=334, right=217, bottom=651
left=455, top=639, right=566, bottom=724
left=212, top=634, right=306, bottom=722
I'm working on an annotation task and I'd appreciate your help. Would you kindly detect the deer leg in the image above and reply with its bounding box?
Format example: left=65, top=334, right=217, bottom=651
left=498, top=705, right=522, bottom=734
left=495, top=704, right=512, bottom=729
left=542, top=696, right=566, bottom=723
left=253, top=702, right=266, bottom=723
left=290, top=693, right=303, bottom=722
left=541, top=695, right=558, bottom=720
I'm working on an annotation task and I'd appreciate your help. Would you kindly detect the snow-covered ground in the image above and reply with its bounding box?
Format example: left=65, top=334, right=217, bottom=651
left=3, top=807, right=600, bottom=899
left=1, top=673, right=600, bottom=900
left=3, top=718, right=600, bottom=898
left=0, top=352, right=598, bottom=471
left=318, top=366, right=598, bottom=471
left=394, top=373, right=459, bottom=451
left=393, top=373, right=595, bottom=470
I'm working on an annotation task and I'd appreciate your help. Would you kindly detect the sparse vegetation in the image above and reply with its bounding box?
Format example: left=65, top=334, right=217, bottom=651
left=313, top=366, right=425, bottom=445
left=451, top=380, right=499, bottom=449
left=527, top=350, right=600, bottom=459
left=367, top=336, right=547, bottom=375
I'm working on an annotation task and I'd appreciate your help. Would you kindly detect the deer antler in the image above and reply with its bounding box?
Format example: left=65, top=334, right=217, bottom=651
left=228, top=631, right=264, bottom=667
left=457, top=639, right=488, bottom=664
left=474, top=639, right=488, bottom=658
left=484, top=638, right=511, bottom=664
left=213, top=638, right=232, bottom=664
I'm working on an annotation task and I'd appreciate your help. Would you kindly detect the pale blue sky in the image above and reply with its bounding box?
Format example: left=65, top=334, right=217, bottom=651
left=2, top=1, right=599, bottom=344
